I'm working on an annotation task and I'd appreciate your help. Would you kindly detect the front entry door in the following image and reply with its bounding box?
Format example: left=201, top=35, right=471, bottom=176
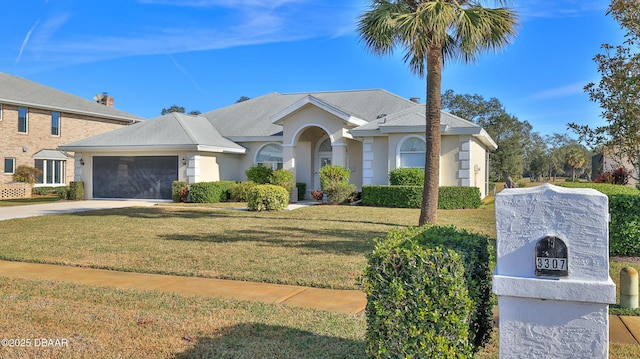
left=315, top=155, right=331, bottom=190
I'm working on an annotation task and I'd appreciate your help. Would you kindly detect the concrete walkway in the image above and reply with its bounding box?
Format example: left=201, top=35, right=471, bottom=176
left=1, top=260, right=638, bottom=344
left=0, top=199, right=158, bottom=221
left=0, top=260, right=366, bottom=315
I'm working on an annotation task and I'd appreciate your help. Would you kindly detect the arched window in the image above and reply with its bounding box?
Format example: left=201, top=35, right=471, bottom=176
left=256, top=143, right=283, bottom=170
left=399, top=136, right=426, bottom=168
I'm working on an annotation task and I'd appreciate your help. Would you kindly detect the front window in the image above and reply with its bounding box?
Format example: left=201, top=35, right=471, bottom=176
left=399, top=137, right=426, bottom=168
left=35, top=159, right=65, bottom=185
left=51, top=112, right=60, bottom=136
left=18, top=107, right=28, bottom=133
left=256, top=143, right=283, bottom=170
left=4, top=158, right=15, bottom=174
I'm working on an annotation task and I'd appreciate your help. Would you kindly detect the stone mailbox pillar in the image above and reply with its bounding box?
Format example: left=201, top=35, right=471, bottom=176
left=493, top=184, right=616, bottom=358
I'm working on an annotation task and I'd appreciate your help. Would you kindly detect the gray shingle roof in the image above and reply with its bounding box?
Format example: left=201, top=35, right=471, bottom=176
left=59, top=112, right=245, bottom=153
left=59, top=89, right=496, bottom=152
left=0, top=72, right=144, bottom=123
left=202, top=89, right=418, bottom=138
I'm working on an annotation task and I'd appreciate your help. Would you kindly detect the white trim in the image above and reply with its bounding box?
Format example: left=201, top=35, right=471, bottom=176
left=362, top=137, right=375, bottom=185
left=0, top=98, right=141, bottom=124
left=288, top=123, right=335, bottom=146
left=18, top=107, right=28, bottom=134
left=270, top=95, right=367, bottom=127
left=396, top=135, right=426, bottom=169
left=0, top=103, right=3, bottom=121
left=3, top=157, right=15, bottom=174
left=254, top=142, right=284, bottom=170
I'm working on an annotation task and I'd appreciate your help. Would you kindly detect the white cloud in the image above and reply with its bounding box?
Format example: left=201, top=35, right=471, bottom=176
left=16, top=1, right=355, bottom=69
left=528, top=82, right=587, bottom=100
left=15, top=20, right=40, bottom=65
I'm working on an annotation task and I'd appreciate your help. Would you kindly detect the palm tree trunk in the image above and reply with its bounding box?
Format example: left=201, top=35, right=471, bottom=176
left=419, top=47, right=443, bottom=226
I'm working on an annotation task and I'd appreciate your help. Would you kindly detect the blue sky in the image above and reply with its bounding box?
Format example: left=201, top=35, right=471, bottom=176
left=0, top=0, right=627, bottom=137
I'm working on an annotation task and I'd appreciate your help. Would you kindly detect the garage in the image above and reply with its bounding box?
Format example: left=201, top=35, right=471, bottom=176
left=92, top=156, right=178, bottom=199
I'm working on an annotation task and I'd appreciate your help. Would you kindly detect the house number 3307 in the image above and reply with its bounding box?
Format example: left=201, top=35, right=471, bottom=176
left=536, top=257, right=567, bottom=271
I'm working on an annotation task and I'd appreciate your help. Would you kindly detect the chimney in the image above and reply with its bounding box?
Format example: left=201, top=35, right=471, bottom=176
left=96, top=92, right=115, bottom=107
left=409, top=97, right=420, bottom=103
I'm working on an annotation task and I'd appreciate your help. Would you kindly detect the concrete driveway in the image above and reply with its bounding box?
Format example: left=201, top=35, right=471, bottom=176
left=0, top=200, right=159, bottom=221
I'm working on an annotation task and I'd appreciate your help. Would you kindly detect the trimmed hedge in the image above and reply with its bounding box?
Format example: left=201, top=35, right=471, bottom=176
left=438, top=186, right=481, bottom=209
left=69, top=181, right=84, bottom=200
left=245, top=165, right=272, bottom=184
left=189, top=181, right=235, bottom=203
left=559, top=182, right=640, bottom=255
left=296, top=182, right=306, bottom=201
left=229, top=181, right=257, bottom=202
left=389, top=168, right=424, bottom=186
left=324, top=183, right=356, bottom=205
left=319, top=165, right=350, bottom=191
left=361, top=185, right=481, bottom=209
left=247, top=184, right=289, bottom=211
left=269, top=169, right=295, bottom=194
left=172, top=181, right=189, bottom=203
left=362, top=226, right=494, bottom=357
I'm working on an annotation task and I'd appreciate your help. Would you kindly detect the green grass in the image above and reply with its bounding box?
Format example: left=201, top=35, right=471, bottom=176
left=0, top=276, right=365, bottom=358
left=0, top=201, right=639, bottom=357
left=0, top=195, right=61, bottom=207
left=0, top=205, right=494, bottom=290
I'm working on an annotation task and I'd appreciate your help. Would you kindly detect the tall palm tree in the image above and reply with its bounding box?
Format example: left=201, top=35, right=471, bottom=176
left=566, top=148, right=586, bottom=181
left=358, top=1, right=518, bottom=225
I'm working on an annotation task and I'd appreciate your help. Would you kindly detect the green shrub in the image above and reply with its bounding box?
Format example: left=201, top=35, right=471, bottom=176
left=56, top=186, right=70, bottom=199
left=13, top=165, right=41, bottom=184
left=171, top=181, right=189, bottom=203
left=189, top=181, right=235, bottom=203
left=269, top=169, right=295, bottom=194
left=363, top=226, right=494, bottom=357
left=296, top=182, right=306, bottom=201
left=362, top=185, right=481, bottom=209
left=229, top=181, right=257, bottom=202
left=69, top=181, right=84, bottom=200
left=438, top=187, right=481, bottom=209
left=245, top=165, right=273, bottom=184
left=362, top=185, right=422, bottom=208
left=559, top=182, right=640, bottom=255
left=324, top=183, right=356, bottom=205
left=247, top=184, right=289, bottom=211
left=319, top=165, right=350, bottom=191
left=32, top=187, right=57, bottom=196
left=363, top=227, right=474, bottom=358
left=389, top=168, right=424, bottom=186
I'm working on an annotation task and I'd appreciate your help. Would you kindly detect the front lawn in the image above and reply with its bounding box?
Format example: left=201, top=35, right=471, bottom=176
left=0, top=195, right=61, bottom=207
left=0, top=276, right=365, bottom=358
left=1, top=203, right=639, bottom=357
left=0, top=205, right=494, bottom=290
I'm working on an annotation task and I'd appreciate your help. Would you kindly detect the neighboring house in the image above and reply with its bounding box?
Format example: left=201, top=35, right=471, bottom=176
left=0, top=73, right=143, bottom=187
left=592, top=152, right=638, bottom=186
left=59, top=89, right=497, bottom=201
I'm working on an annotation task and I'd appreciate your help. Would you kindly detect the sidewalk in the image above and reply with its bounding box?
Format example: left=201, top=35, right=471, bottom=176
left=1, top=260, right=638, bottom=344
left=0, top=260, right=365, bottom=315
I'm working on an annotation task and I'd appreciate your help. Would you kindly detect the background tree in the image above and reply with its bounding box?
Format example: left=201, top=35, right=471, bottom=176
left=358, top=0, right=518, bottom=226
left=525, top=132, right=549, bottom=182
left=568, top=0, right=640, bottom=181
left=161, top=105, right=201, bottom=115
left=565, top=148, right=586, bottom=181
left=442, top=90, right=530, bottom=183
left=236, top=96, right=251, bottom=103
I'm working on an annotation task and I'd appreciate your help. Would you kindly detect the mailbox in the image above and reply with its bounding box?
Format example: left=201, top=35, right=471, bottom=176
left=493, top=184, right=616, bottom=358
left=535, top=236, right=568, bottom=277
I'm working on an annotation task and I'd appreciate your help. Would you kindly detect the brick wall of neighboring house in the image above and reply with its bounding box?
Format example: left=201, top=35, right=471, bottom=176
left=1, top=104, right=132, bottom=185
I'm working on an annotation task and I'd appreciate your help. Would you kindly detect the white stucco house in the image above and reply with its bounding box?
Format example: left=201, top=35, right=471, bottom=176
left=59, top=89, right=497, bottom=201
